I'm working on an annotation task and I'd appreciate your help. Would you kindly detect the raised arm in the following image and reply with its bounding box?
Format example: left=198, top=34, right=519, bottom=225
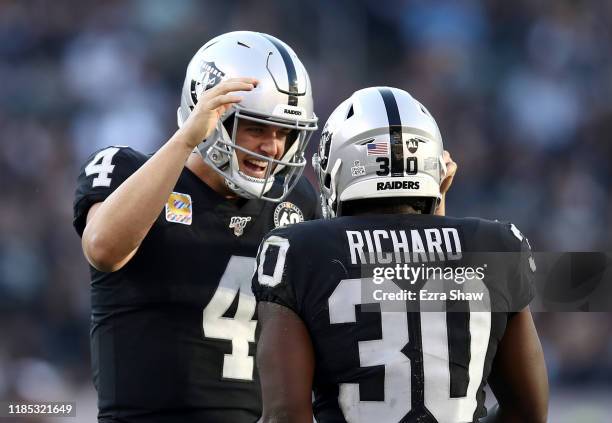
left=81, top=78, right=256, bottom=272
left=485, top=307, right=549, bottom=423
left=257, top=301, right=315, bottom=423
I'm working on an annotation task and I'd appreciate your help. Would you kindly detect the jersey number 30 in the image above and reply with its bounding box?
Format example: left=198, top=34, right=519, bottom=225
left=329, top=278, right=491, bottom=422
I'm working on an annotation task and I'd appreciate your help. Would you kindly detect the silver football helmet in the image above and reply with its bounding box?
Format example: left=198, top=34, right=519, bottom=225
left=312, top=87, right=446, bottom=217
left=178, top=31, right=318, bottom=201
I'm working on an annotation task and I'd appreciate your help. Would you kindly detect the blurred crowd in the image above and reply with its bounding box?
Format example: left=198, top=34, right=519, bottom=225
left=0, top=0, right=611, bottom=420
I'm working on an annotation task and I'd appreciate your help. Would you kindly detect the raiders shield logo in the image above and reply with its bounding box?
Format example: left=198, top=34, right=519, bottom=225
left=200, top=61, right=225, bottom=90
left=318, top=125, right=332, bottom=171
left=273, top=202, right=304, bottom=228
left=229, top=216, right=251, bottom=237
left=190, top=61, right=226, bottom=105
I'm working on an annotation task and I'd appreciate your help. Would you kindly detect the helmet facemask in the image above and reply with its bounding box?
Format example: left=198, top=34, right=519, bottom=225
left=196, top=105, right=316, bottom=202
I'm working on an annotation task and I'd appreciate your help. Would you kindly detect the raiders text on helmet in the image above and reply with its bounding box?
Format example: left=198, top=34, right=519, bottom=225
left=312, top=87, right=446, bottom=217
left=178, top=31, right=318, bottom=202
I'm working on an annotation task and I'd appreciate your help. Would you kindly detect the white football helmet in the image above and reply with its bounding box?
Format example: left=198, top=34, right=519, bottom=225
left=312, top=87, right=446, bottom=217
left=178, top=31, right=318, bottom=201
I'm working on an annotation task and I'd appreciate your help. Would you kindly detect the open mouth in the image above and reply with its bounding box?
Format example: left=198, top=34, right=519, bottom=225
left=242, top=157, right=269, bottom=178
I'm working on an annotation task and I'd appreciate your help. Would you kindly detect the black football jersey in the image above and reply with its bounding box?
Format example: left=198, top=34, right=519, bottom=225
left=73, top=146, right=319, bottom=423
left=252, top=214, right=535, bottom=423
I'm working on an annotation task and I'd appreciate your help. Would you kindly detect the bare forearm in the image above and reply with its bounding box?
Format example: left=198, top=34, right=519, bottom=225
left=261, top=409, right=313, bottom=423
left=258, top=302, right=315, bottom=423
left=83, top=133, right=194, bottom=270
left=488, top=309, right=549, bottom=423
left=80, top=78, right=257, bottom=272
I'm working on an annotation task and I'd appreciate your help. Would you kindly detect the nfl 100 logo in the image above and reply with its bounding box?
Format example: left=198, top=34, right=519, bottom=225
left=229, top=216, right=252, bottom=237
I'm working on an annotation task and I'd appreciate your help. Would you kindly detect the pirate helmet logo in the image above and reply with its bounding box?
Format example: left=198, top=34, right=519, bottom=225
left=190, top=61, right=226, bottom=106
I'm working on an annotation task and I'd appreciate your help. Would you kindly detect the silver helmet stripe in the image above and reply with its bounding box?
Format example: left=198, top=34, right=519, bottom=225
left=378, top=88, right=405, bottom=177
left=261, top=33, right=300, bottom=106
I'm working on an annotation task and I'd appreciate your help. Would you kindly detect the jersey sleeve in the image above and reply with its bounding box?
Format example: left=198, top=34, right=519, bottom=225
left=73, top=146, right=145, bottom=237
left=502, top=222, right=537, bottom=311
left=252, top=227, right=303, bottom=313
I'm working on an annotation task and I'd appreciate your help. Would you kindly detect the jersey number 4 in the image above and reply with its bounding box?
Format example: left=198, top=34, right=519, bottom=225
left=202, top=256, right=257, bottom=381
left=329, top=277, right=491, bottom=422
left=85, top=147, right=120, bottom=187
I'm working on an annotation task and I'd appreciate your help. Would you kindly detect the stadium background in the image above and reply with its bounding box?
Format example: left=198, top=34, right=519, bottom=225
left=0, top=0, right=611, bottom=421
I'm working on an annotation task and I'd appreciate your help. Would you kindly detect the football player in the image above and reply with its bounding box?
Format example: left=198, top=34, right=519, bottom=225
left=253, top=87, right=548, bottom=423
left=73, top=32, right=321, bottom=422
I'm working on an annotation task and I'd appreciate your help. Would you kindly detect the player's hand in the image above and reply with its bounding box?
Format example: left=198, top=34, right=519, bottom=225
left=435, top=150, right=457, bottom=216
left=179, top=77, right=258, bottom=149
left=440, top=150, right=457, bottom=196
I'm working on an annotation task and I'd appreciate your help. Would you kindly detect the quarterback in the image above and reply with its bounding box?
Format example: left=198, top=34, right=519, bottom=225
left=253, top=87, right=548, bottom=422
left=73, top=32, right=319, bottom=422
